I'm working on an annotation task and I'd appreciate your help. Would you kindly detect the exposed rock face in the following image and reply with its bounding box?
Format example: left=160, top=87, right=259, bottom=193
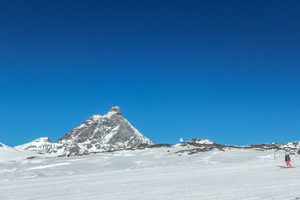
left=43, top=106, right=154, bottom=156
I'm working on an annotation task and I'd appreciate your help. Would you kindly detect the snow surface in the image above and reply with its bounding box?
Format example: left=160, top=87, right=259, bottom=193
left=1, top=145, right=300, bottom=200
left=0, top=143, right=37, bottom=161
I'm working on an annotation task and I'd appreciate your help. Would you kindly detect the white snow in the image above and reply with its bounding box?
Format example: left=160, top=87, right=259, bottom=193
left=0, top=145, right=300, bottom=200
left=0, top=143, right=37, bottom=161
left=26, top=163, right=71, bottom=170
left=76, top=123, right=88, bottom=129
left=105, top=111, right=117, bottom=118
left=89, top=114, right=102, bottom=121
left=194, top=139, right=214, bottom=144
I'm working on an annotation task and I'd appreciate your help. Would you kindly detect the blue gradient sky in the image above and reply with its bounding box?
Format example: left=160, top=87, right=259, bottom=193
left=1, top=0, right=300, bottom=146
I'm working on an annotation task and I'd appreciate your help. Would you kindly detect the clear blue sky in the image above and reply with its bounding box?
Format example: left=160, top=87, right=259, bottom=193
left=1, top=0, right=300, bottom=146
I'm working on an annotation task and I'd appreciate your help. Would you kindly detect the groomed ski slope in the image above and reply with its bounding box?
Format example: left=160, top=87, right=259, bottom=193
left=0, top=145, right=300, bottom=200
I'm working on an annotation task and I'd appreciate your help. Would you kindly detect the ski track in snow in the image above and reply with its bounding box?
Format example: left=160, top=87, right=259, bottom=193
left=26, top=163, right=71, bottom=170
left=0, top=147, right=300, bottom=200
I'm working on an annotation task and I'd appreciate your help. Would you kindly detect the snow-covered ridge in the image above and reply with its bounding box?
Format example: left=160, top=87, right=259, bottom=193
left=16, top=137, right=53, bottom=153
left=244, top=141, right=300, bottom=150
left=187, top=138, right=215, bottom=145
left=281, top=141, right=300, bottom=149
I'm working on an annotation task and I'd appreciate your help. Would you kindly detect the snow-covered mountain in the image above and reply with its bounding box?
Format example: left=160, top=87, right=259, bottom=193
left=16, top=137, right=53, bottom=153
left=19, top=106, right=154, bottom=156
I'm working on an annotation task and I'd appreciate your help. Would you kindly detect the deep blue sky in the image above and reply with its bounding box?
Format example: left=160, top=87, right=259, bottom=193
left=1, top=0, right=300, bottom=146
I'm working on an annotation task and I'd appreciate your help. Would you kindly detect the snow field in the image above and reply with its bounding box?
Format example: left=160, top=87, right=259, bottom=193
left=0, top=146, right=300, bottom=200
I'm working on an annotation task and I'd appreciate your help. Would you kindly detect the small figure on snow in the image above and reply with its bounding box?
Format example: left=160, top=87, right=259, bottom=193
left=285, top=152, right=292, bottom=167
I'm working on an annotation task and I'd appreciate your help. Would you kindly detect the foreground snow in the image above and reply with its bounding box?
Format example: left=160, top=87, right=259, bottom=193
left=0, top=146, right=300, bottom=200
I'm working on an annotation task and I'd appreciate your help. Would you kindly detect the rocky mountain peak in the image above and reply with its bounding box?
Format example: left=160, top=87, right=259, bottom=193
left=108, top=106, right=122, bottom=115
left=52, top=106, right=153, bottom=156
left=87, top=107, right=122, bottom=122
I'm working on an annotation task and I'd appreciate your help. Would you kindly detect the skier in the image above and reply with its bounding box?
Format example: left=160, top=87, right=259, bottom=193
left=285, top=152, right=292, bottom=167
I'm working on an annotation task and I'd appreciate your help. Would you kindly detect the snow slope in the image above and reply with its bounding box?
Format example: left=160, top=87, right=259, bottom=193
left=0, top=142, right=37, bottom=161
left=0, top=145, right=299, bottom=200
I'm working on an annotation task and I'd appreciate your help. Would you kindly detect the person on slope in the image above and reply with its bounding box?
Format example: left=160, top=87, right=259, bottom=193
left=285, top=152, right=292, bottom=167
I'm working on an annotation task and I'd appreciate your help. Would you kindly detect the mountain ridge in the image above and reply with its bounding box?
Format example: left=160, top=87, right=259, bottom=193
left=5, top=106, right=300, bottom=158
